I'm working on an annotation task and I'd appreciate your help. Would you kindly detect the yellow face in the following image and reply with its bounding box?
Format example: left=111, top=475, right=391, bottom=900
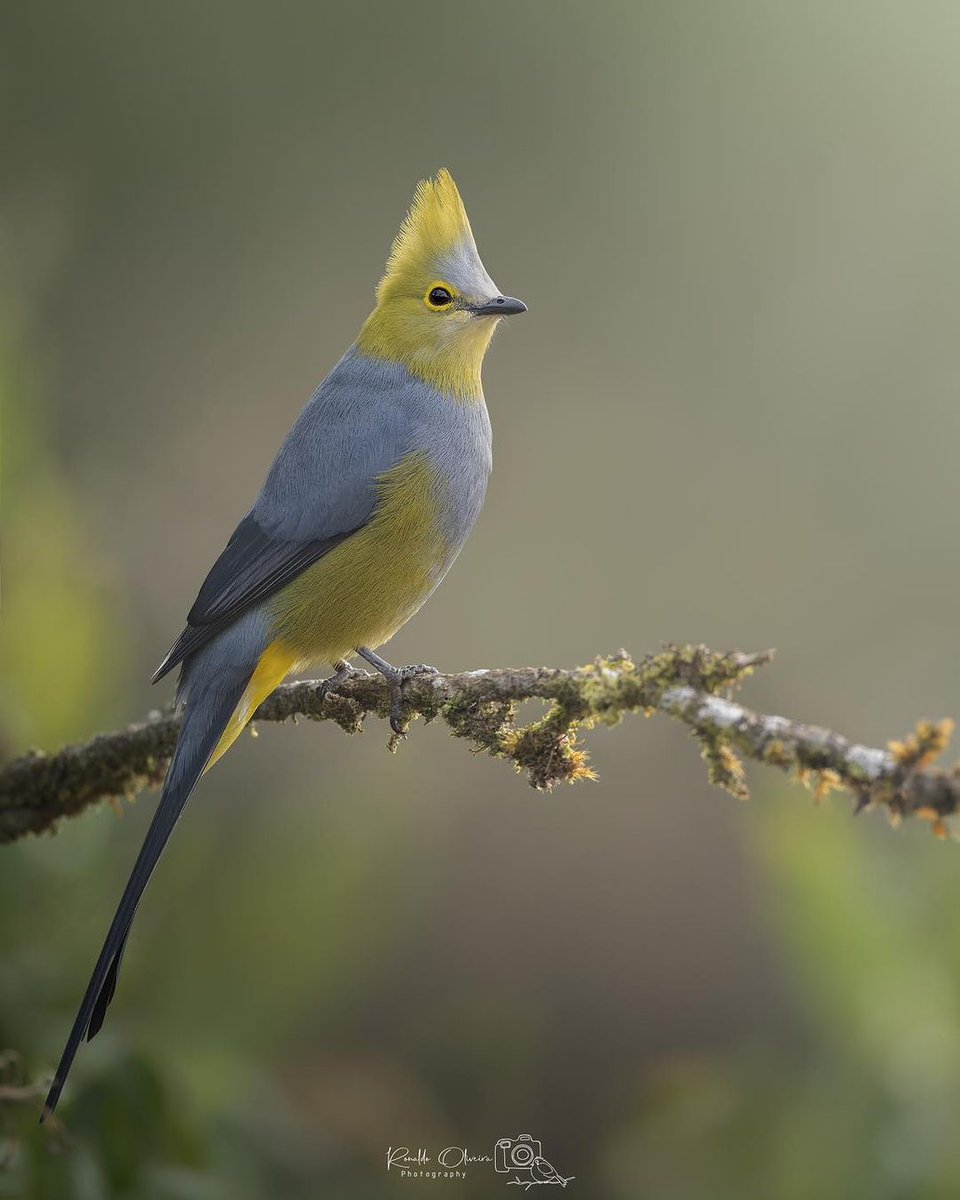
left=410, top=277, right=495, bottom=367
left=405, top=276, right=490, bottom=345
left=357, top=170, right=525, bottom=401
left=359, top=277, right=501, bottom=400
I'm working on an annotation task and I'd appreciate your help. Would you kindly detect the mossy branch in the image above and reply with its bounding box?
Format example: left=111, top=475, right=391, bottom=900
left=1, top=644, right=958, bottom=846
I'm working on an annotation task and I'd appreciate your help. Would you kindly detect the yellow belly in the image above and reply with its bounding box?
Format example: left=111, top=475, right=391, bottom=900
left=207, top=452, right=447, bottom=769
left=269, top=451, right=447, bottom=664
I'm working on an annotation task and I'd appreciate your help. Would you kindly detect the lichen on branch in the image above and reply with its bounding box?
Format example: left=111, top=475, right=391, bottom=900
left=1, top=644, right=958, bottom=846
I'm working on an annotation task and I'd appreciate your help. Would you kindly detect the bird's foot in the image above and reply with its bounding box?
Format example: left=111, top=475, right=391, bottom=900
left=356, top=648, right=440, bottom=734
left=395, top=663, right=440, bottom=682
left=318, top=659, right=370, bottom=703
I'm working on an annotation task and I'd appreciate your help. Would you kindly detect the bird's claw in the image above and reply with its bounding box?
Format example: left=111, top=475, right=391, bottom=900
left=318, top=661, right=369, bottom=703
left=354, top=649, right=441, bottom=735
left=396, top=663, right=440, bottom=683
left=388, top=665, right=439, bottom=733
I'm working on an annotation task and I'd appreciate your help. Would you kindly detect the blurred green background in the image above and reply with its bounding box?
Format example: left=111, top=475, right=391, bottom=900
left=5, top=2, right=960, bottom=1196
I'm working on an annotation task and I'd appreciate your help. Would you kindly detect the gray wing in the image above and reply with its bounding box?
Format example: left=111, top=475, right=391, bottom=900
left=151, top=513, right=363, bottom=682
left=153, top=350, right=416, bottom=683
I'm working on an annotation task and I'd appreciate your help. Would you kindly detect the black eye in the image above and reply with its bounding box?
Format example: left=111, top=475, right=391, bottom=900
left=428, top=286, right=453, bottom=307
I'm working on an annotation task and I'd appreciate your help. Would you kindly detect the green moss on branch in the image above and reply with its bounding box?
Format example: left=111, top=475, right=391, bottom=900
left=2, top=644, right=958, bottom=845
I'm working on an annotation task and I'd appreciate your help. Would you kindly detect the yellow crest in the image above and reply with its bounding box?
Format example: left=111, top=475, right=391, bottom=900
left=377, top=169, right=475, bottom=301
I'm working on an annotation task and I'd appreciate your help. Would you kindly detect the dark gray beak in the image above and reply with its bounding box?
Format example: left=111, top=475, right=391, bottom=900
left=471, top=295, right=528, bottom=317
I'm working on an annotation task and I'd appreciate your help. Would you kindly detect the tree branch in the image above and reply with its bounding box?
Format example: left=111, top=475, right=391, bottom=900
left=1, top=645, right=957, bottom=846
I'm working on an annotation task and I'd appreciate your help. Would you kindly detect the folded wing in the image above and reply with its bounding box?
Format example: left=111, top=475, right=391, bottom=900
left=152, top=512, right=366, bottom=682
left=153, top=356, right=416, bottom=683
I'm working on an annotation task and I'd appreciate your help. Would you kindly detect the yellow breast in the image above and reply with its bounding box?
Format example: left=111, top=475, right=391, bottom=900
left=268, top=452, right=447, bottom=667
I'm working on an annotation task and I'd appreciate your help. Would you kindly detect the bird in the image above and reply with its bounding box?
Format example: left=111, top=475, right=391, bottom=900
left=42, top=168, right=526, bottom=1118
left=531, top=1156, right=572, bottom=1187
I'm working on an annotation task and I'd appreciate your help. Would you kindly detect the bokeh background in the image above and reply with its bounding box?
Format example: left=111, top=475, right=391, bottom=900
left=5, top=2, right=960, bottom=1196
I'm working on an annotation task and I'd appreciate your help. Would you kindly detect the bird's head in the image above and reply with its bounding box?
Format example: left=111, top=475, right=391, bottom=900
left=358, top=169, right=526, bottom=400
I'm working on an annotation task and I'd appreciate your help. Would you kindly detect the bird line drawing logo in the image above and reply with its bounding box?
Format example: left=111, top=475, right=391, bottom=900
left=495, top=1134, right=575, bottom=1189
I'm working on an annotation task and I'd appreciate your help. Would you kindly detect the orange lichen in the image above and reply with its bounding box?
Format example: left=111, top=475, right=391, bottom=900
left=889, top=719, right=954, bottom=769
left=812, top=769, right=843, bottom=804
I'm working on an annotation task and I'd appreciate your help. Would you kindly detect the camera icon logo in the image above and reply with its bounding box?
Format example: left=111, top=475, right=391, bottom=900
left=495, top=1133, right=542, bottom=1174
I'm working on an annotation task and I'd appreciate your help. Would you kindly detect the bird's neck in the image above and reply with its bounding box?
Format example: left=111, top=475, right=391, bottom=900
left=357, top=305, right=493, bottom=403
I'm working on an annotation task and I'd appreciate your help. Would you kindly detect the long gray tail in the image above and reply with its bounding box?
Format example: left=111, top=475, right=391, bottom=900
left=41, top=672, right=248, bottom=1119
